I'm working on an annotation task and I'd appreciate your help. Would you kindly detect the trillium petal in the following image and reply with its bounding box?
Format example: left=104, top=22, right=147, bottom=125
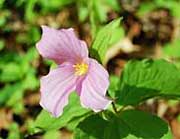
left=40, top=62, right=77, bottom=117
left=79, top=58, right=111, bottom=112
left=36, top=26, right=88, bottom=64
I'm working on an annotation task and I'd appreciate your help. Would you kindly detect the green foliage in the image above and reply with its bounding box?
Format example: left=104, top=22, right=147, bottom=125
left=74, top=114, right=108, bottom=139
left=0, top=48, right=39, bottom=114
left=1, top=0, right=180, bottom=138
left=43, top=130, right=60, bottom=139
left=16, top=27, right=40, bottom=45
left=33, top=93, right=91, bottom=132
left=104, top=0, right=120, bottom=12
left=0, top=10, right=10, bottom=27
left=0, top=0, right=5, bottom=8
left=0, top=63, right=23, bottom=82
left=108, top=75, right=119, bottom=98
left=25, top=0, right=37, bottom=22
left=77, top=0, right=89, bottom=22
left=155, top=0, right=180, bottom=18
left=0, top=83, right=22, bottom=106
left=7, top=123, right=21, bottom=139
left=137, top=0, right=180, bottom=18
left=116, top=59, right=180, bottom=106
left=163, top=39, right=180, bottom=58
left=39, top=0, right=75, bottom=13
left=77, top=0, right=121, bottom=36
left=90, top=18, right=124, bottom=63
left=74, top=110, right=171, bottom=139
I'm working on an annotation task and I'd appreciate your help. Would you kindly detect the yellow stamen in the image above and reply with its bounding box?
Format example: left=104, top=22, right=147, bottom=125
left=73, top=63, right=88, bottom=76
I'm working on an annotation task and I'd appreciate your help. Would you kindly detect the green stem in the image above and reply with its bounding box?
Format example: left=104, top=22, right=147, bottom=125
left=112, top=102, right=118, bottom=114
left=118, top=106, right=125, bottom=114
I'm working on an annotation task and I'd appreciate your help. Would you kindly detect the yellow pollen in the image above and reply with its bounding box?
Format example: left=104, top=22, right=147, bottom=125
left=73, top=63, right=88, bottom=76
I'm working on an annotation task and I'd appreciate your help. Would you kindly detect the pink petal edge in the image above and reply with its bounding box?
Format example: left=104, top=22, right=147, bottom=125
left=79, top=58, right=112, bottom=112
left=39, top=62, right=77, bottom=117
left=36, top=26, right=88, bottom=64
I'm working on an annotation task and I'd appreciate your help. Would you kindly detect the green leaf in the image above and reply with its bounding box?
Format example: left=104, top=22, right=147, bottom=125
left=22, top=69, right=39, bottom=90
left=74, top=114, right=108, bottom=139
left=0, top=83, right=22, bottom=106
left=90, top=18, right=122, bottom=63
left=137, top=2, right=156, bottom=16
left=33, top=93, right=91, bottom=132
left=105, top=110, right=171, bottom=139
left=0, top=63, right=23, bottom=82
left=155, top=0, right=180, bottom=18
left=108, top=75, right=119, bottom=98
left=137, top=0, right=180, bottom=18
left=66, top=112, right=91, bottom=131
left=116, top=59, right=180, bottom=105
left=7, top=123, right=21, bottom=139
left=39, top=0, right=75, bottom=12
left=77, top=0, right=89, bottom=22
left=24, top=47, right=39, bottom=62
left=25, top=0, right=37, bottom=22
left=43, top=130, right=60, bottom=139
left=105, top=0, right=120, bottom=12
left=93, top=0, right=107, bottom=23
left=163, top=39, right=180, bottom=58
left=74, top=110, right=171, bottom=139
left=6, top=88, right=24, bottom=114
left=0, top=0, right=5, bottom=8
left=109, top=27, right=124, bottom=45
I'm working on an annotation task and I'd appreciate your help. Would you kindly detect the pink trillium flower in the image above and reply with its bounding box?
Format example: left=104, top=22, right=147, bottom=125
left=36, top=26, right=111, bottom=117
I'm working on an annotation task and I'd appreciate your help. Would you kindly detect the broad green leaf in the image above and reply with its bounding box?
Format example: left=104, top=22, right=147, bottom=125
left=109, top=27, right=124, bottom=45
left=108, top=75, right=119, bottom=98
left=33, top=93, right=91, bottom=132
left=43, top=130, right=60, bottom=139
left=74, top=114, right=108, bottom=139
left=163, top=39, right=180, bottom=58
left=116, top=59, right=180, bottom=105
left=66, top=112, right=91, bottom=131
left=90, top=18, right=122, bottom=63
left=104, top=110, right=171, bottom=139
left=74, top=110, right=171, bottom=139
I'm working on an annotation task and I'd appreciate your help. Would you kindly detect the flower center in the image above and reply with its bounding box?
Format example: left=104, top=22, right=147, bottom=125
left=73, top=63, right=88, bottom=76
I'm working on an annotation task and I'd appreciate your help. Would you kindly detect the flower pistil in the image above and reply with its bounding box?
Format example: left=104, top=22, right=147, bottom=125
left=73, top=63, right=88, bottom=76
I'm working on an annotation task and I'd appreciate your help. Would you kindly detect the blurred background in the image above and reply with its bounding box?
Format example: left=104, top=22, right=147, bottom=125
left=0, top=0, right=180, bottom=138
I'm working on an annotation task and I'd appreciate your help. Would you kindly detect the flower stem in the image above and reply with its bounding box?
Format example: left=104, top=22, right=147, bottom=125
left=112, top=102, right=118, bottom=114
left=118, top=106, right=125, bottom=114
